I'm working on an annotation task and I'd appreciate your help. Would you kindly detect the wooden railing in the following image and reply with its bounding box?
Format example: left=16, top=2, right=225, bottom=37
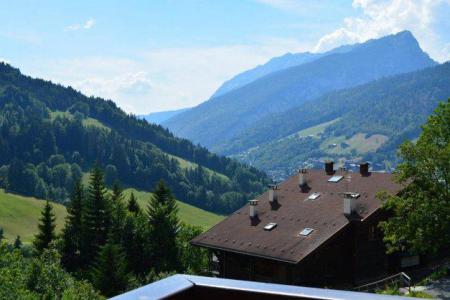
left=355, top=272, right=412, bottom=292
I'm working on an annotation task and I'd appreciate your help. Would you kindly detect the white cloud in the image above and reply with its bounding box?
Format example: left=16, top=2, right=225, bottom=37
left=66, top=19, right=95, bottom=31
left=27, top=38, right=310, bottom=114
left=314, top=0, right=450, bottom=62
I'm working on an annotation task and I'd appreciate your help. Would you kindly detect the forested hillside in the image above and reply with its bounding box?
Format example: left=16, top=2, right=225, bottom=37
left=230, top=63, right=450, bottom=178
left=0, top=62, right=268, bottom=214
left=165, top=31, right=436, bottom=150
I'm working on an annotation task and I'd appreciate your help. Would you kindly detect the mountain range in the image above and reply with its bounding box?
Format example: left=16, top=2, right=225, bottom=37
left=163, top=31, right=448, bottom=179
left=164, top=31, right=437, bottom=151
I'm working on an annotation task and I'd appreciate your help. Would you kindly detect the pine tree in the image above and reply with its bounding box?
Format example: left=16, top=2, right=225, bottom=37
left=91, top=239, right=130, bottom=297
left=127, top=192, right=140, bottom=215
left=61, top=179, right=85, bottom=271
left=34, top=200, right=56, bottom=253
left=82, top=166, right=111, bottom=266
left=147, top=180, right=180, bottom=272
left=14, top=235, right=22, bottom=249
left=110, top=182, right=127, bottom=244
left=122, top=213, right=149, bottom=276
left=0, top=227, right=4, bottom=241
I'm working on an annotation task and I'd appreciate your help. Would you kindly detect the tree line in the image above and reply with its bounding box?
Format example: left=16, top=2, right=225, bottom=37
left=0, top=166, right=208, bottom=298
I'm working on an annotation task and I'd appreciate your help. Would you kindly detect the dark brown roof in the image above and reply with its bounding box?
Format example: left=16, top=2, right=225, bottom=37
left=191, top=169, right=403, bottom=264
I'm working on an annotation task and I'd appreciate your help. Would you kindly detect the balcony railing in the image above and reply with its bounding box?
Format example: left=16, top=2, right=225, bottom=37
left=111, top=274, right=415, bottom=300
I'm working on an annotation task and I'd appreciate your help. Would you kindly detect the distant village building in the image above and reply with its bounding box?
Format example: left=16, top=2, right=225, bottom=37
left=191, top=162, right=415, bottom=288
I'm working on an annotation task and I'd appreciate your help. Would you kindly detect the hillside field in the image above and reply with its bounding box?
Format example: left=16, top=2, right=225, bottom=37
left=0, top=187, right=223, bottom=242
left=0, top=189, right=67, bottom=242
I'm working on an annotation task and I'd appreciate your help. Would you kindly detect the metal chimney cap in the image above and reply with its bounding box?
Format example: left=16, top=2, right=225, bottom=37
left=249, top=199, right=259, bottom=206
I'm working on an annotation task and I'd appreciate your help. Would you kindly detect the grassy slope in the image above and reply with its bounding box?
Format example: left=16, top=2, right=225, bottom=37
left=320, top=133, right=388, bottom=155
left=49, top=110, right=111, bottom=132
left=81, top=173, right=224, bottom=229
left=0, top=189, right=67, bottom=242
left=122, top=188, right=224, bottom=230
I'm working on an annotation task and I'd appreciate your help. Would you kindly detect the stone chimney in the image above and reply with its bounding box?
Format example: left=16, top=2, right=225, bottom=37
left=343, top=193, right=354, bottom=216
left=268, top=185, right=278, bottom=203
left=249, top=199, right=258, bottom=218
left=298, top=168, right=307, bottom=187
left=325, top=160, right=334, bottom=175
left=359, top=162, right=369, bottom=176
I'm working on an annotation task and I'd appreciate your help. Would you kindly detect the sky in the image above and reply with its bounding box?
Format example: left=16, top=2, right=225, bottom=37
left=1, top=0, right=449, bottom=114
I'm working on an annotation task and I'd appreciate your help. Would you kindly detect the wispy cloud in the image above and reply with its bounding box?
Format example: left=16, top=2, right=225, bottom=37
left=314, top=0, right=450, bottom=62
left=65, top=19, right=95, bottom=31
left=32, top=38, right=310, bottom=114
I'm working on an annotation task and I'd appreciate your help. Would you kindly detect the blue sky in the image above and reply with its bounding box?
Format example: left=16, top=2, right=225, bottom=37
left=1, top=0, right=449, bottom=114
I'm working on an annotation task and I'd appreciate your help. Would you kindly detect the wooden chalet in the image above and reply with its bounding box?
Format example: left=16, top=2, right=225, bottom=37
left=191, top=162, right=412, bottom=288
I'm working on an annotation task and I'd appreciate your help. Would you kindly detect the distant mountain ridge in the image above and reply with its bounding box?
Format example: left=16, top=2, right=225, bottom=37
left=211, top=43, right=357, bottom=98
left=165, top=31, right=437, bottom=151
left=229, top=62, right=450, bottom=179
left=140, top=107, right=191, bottom=124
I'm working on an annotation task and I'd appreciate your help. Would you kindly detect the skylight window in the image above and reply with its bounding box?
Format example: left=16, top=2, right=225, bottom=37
left=308, top=192, right=321, bottom=200
left=264, top=222, right=277, bottom=231
left=328, top=175, right=343, bottom=183
left=299, top=228, right=314, bottom=236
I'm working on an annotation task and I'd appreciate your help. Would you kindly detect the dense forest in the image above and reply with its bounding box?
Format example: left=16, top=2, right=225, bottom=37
left=0, top=62, right=269, bottom=214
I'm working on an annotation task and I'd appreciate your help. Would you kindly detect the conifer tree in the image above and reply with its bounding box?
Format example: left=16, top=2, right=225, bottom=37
left=82, top=166, right=111, bottom=266
left=14, top=235, right=22, bottom=249
left=110, top=182, right=127, bottom=244
left=0, top=227, right=4, bottom=241
left=147, top=180, right=180, bottom=272
left=91, top=239, right=130, bottom=297
left=122, top=213, right=149, bottom=276
left=61, top=179, right=84, bottom=271
left=127, top=191, right=140, bottom=215
left=34, top=200, right=56, bottom=253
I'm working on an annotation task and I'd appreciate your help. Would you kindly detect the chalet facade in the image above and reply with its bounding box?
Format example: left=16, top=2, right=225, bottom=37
left=191, top=162, right=408, bottom=288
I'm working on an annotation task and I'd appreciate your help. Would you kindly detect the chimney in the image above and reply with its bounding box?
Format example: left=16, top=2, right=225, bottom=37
left=343, top=193, right=354, bottom=216
left=359, top=162, right=369, bottom=176
left=249, top=199, right=258, bottom=218
left=268, top=185, right=278, bottom=203
left=298, top=168, right=307, bottom=187
left=325, top=160, right=334, bottom=175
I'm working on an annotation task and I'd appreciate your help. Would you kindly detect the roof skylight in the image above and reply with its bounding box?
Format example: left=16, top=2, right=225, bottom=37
left=299, top=228, right=314, bottom=236
left=328, top=175, right=343, bottom=183
left=308, top=192, right=321, bottom=200
left=264, top=222, right=277, bottom=231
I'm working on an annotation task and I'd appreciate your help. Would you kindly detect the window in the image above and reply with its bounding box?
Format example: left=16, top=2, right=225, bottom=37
left=299, top=228, right=314, bottom=236
left=264, top=222, right=277, bottom=231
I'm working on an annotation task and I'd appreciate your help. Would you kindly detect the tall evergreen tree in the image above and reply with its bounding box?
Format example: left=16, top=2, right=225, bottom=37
left=147, top=180, right=180, bottom=272
left=34, top=200, right=56, bottom=253
left=61, top=179, right=85, bottom=271
left=110, top=182, right=127, bottom=244
left=91, top=239, right=130, bottom=297
left=127, top=191, right=140, bottom=215
left=122, top=213, right=149, bottom=276
left=0, top=227, right=4, bottom=241
left=14, top=235, right=22, bottom=249
left=82, top=166, right=111, bottom=266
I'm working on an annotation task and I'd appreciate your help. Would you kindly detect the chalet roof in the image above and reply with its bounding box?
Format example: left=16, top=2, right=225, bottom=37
left=191, top=169, right=403, bottom=264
